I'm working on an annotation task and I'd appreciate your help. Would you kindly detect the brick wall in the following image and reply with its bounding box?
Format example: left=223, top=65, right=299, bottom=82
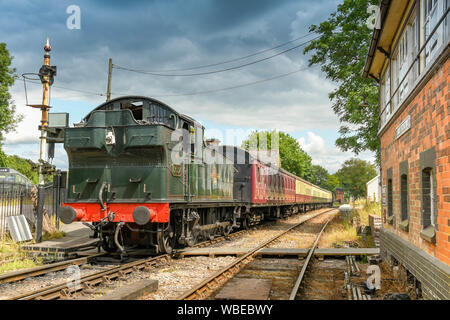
left=379, top=56, right=449, bottom=265
left=380, top=228, right=450, bottom=300
left=369, top=214, right=382, bottom=247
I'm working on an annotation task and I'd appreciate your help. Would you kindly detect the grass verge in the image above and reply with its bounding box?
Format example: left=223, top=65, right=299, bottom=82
left=319, top=200, right=381, bottom=248
left=0, top=236, right=43, bottom=274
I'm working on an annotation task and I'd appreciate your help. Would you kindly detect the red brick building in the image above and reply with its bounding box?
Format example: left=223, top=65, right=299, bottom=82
left=335, top=188, right=345, bottom=204
left=363, top=0, right=449, bottom=299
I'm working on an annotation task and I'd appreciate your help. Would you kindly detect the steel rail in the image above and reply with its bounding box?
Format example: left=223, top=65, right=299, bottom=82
left=175, top=213, right=291, bottom=252
left=8, top=207, right=333, bottom=300
left=288, top=216, right=333, bottom=300
left=180, top=229, right=248, bottom=250
left=9, top=254, right=170, bottom=300
left=0, top=252, right=106, bottom=285
left=3, top=221, right=251, bottom=292
left=176, top=208, right=336, bottom=300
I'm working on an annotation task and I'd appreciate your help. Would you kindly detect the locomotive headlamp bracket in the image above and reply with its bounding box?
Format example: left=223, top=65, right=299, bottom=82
left=105, top=129, right=116, bottom=145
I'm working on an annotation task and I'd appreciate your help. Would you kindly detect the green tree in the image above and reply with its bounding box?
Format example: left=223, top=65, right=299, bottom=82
left=303, top=0, right=380, bottom=161
left=310, top=165, right=342, bottom=192
left=311, top=165, right=329, bottom=188
left=326, top=174, right=340, bottom=192
left=0, top=43, right=22, bottom=145
left=0, top=149, right=7, bottom=167
left=241, top=130, right=313, bottom=180
left=334, top=158, right=377, bottom=199
left=5, top=154, right=39, bottom=184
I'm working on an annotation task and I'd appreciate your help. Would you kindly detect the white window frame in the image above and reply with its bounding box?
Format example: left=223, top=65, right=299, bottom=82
left=383, top=70, right=391, bottom=118
left=423, top=0, right=444, bottom=65
left=393, top=11, right=419, bottom=107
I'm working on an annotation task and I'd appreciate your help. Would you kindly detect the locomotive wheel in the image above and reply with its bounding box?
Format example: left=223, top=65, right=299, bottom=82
left=222, top=224, right=233, bottom=236
left=186, top=229, right=199, bottom=246
left=186, top=236, right=196, bottom=247
left=157, top=225, right=175, bottom=254
left=241, top=216, right=250, bottom=230
left=101, top=235, right=118, bottom=253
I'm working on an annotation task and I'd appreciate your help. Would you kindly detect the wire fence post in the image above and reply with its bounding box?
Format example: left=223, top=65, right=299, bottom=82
left=36, top=185, right=44, bottom=243
left=20, top=190, right=24, bottom=218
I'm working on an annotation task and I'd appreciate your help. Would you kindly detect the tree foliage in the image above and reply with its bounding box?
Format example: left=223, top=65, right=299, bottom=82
left=310, top=165, right=341, bottom=192
left=0, top=150, right=39, bottom=184
left=334, top=158, right=377, bottom=199
left=241, top=130, right=313, bottom=180
left=5, top=154, right=39, bottom=184
left=327, top=174, right=340, bottom=192
left=303, top=0, right=380, bottom=162
left=0, top=43, right=21, bottom=144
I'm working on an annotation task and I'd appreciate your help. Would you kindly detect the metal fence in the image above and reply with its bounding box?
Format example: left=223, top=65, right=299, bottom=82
left=0, top=183, right=32, bottom=239
left=0, top=182, right=66, bottom=239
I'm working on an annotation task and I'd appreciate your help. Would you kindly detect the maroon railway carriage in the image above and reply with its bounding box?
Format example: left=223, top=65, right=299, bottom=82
left=218, top=146, right=332, bottom=226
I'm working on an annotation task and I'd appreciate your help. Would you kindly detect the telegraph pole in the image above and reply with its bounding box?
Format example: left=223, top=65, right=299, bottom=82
left=106, top=58, right=112, bottom=101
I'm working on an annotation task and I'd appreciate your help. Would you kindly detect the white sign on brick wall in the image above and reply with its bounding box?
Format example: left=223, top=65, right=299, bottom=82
left=395, top=115, right=411, bottom=139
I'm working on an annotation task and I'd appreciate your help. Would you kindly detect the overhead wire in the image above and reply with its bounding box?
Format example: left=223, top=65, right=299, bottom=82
left=110, top=65, right=314, bottom=98
left=22, top=78, right=106, bottom=97
left=113, top=32, right=316, bottom=73
left=21, top=65, right=314, bottom=99
left=112, top=36, right=319, bottom=77
left=19, top=34, right=319, bottom=99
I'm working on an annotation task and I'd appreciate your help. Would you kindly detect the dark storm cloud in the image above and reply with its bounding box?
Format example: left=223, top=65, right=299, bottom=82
left=2, top=0, right=341, bottom=128
left=2, top=0, right=337, bottom=70
left=2, top=0, right=376, bottom=173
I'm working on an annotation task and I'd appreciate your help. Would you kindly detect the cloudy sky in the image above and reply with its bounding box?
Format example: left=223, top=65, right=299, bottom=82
left=1, top=0, right=375, bottom=173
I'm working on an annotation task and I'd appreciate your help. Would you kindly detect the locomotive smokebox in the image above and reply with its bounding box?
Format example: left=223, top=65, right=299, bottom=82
left=60, top=206, right=77, bottom=224
left=133, top=206, right=152, bottom=225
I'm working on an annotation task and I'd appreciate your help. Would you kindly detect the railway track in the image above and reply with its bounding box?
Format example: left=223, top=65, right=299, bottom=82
left=0, top=228, right=249, bottom=288
left=4, top=207, right=333, bottom=300
left=0, top=253, right=106, bottom=285
left=3, top=231, right=244, bottom=300
left=0, top=212, right=283, bottom=289
left=176, top=208, right=336, bottom=300
left=8, top=254, right=171, bottom=300
left=289, top=216, right=332, bottom=300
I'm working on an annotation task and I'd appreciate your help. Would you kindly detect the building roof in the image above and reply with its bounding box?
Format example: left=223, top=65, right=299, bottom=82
left=366, top=174, right=380, bottom=186
left=363, top=0, right=413, bottom=80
